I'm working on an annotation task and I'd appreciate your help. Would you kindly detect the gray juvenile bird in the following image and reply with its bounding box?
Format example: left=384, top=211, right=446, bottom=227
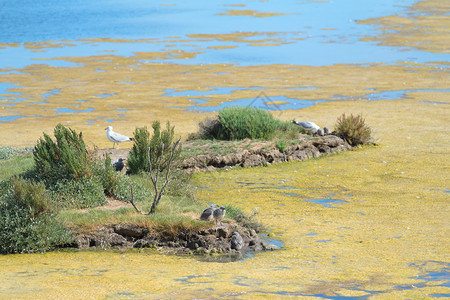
left=113, top=158, right=125, bottom=171
left=200, top=205, right=217, bottom=221
left=317, top=128, right=324, bottom=136
left=231, top=231, right=244, bottom=250
left=213, top=206, right=226, bottom=227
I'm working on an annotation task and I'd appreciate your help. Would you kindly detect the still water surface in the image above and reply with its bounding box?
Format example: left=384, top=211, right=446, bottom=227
left=1, top=0, right=447, bottom=68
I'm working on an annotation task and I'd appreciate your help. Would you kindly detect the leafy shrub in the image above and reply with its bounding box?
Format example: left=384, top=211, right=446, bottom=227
left=127, top=121, right=181, bottom=175
left=48, top=177, right=106, bottom=209
left=149, top=121, right=181, bottom=171
left=93, top=157, right=151, bottom=202
left=10, top=177, right=49, bottom=217
left=218, top=107, right=281, bottom=140
left=197, top=107, right=284, bottom=141
left=127, top=127, right=151, bottom=175
left=33, top=123, right=91, bottom=184
left=335, top=113, right=372, bottom=146
left=0, top=179, right=74, bottom=254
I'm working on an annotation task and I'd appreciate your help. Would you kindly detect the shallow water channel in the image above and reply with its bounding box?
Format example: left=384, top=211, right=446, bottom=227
left=0, top=0, right=449, bottom=298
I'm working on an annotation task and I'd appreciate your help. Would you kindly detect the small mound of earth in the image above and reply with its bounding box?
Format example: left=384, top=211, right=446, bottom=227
left=181, top=134, right=351, bottom=173
left=97, top=134, right=352, bottom=173
left=75, top=223, right=279, bottom=255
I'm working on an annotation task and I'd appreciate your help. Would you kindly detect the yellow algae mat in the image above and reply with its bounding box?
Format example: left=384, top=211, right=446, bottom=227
left=0, top=0, right=449, bottom=298
left=0, top=85, right=448, bottom=299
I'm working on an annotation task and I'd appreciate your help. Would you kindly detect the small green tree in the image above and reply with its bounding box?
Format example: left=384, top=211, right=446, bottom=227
left=128, top=121, right=182, bottom=214
left=33, top=123, right=90, bottom=184
left=148, top=121, right=182, bottom=171
left=127, top=126, right=151, bottom=174
left=127, top=121, right=182, bottom=174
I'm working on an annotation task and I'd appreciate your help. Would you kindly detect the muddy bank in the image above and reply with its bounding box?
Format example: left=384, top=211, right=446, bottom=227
left=98, top=134, right=352, bottom=173
left=181, top=134, right=352, bottom=173
left=76, top=222, right=279, bottom=255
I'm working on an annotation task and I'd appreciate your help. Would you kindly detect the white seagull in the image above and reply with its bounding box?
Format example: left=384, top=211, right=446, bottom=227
left=291, top=120, right=320, bottom=133
left=105, top=126, right=133, bottom=149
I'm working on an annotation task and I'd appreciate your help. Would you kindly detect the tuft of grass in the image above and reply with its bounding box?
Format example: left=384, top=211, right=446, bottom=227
left=275, top=140, right=287, bottom=152
left=335, top=113, right=372, bottom=146
left=224, top=205, right=263, bottom=232
left=0, top=154, right=34, bottom=181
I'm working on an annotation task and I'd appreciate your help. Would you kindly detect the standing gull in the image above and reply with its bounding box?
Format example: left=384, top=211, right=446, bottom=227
left=213, top=206, right=226, bottom=227
left=105, top=126, right=133, bottom=149
left=291, top=120, right=320, bottom=134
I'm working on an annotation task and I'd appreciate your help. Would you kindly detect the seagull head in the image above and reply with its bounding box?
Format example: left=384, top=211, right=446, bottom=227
left=105, top=126, right=113, bottom=131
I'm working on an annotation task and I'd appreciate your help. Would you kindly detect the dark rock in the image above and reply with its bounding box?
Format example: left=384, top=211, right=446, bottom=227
left=109, top=233, right=128, bottom=247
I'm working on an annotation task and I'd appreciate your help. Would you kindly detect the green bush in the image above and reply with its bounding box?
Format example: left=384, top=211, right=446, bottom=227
left=127, top=127, right=151, bottom=175
left=93, top=157, right=151, bottom=203
left=218, top=107, right=281, bottom=140
left=149, top=121, right=181, bottom=171
left=0, top=179, right=74, bottom=254
left=10, top=177, right=49, bottom=217
left=33, top=123, right=91, bottom=184
left=197, top=107, right=284, bottom=141
left=48, top=177, right=106, bottom=209
left=335, top=113, right=372, bottom=146
left=127, top=121, right=181, bottom=174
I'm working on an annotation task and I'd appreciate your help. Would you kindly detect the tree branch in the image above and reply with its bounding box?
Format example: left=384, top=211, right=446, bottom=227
left=129, top=185, right=144, bottom=215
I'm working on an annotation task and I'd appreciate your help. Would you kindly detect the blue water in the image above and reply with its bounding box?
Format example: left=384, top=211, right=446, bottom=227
left=55, top=107, right=95, bottom=114
left=0, top=0, right=448, bottom=69
left=309, top=198, right=347, bottom=208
